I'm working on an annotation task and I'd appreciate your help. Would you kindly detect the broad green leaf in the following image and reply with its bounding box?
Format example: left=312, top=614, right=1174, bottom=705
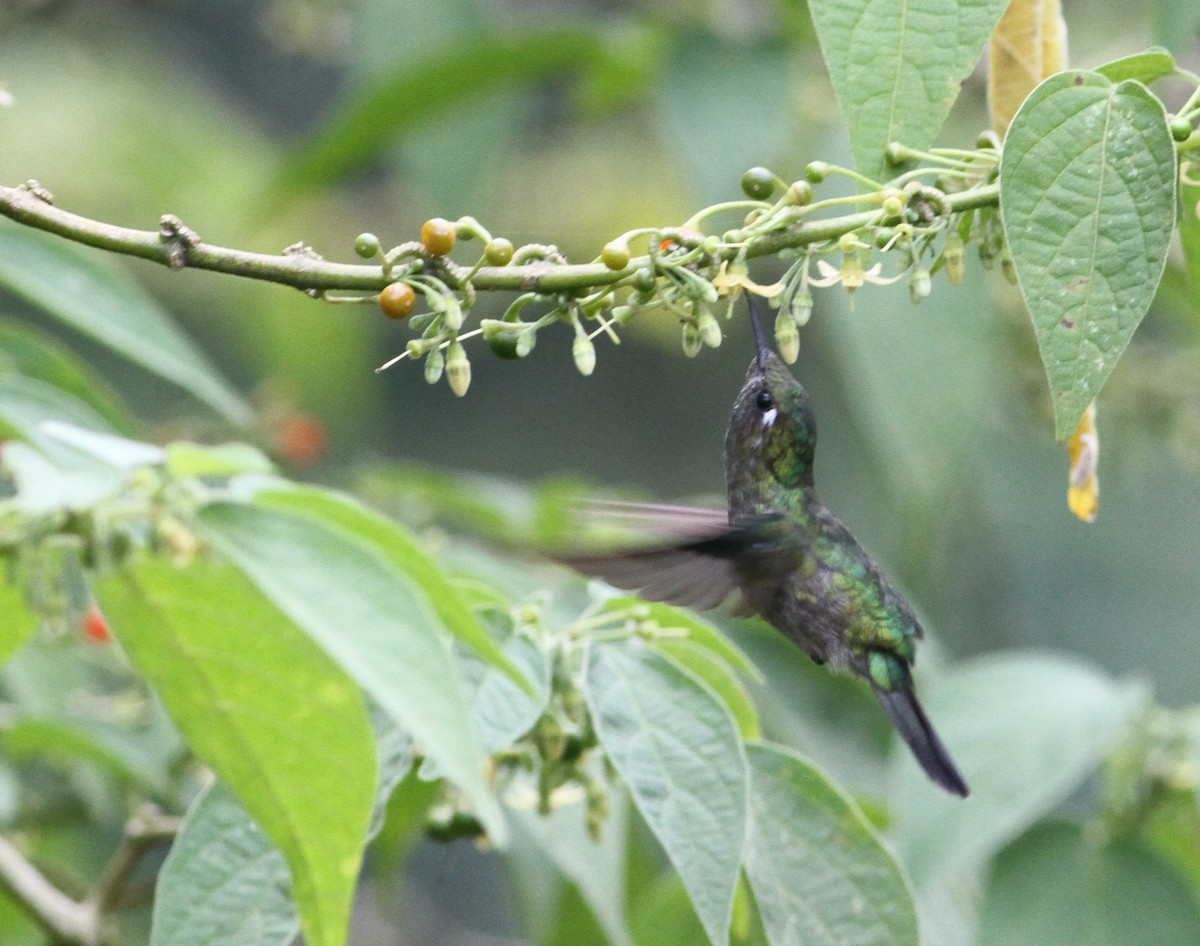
left=152, top=780, right=299, bottom=946
left=511, top=783, right=632, bottom=946
left=744, top=742, right=918, bottom=946
left=271, top=27, right=645, bottom=198
left=0, top=323, right=133, bottom=431
left=40, top=421, right=165, bottom=469
left=600, top=597, right=761, bottom=681
left=890, top=652, right=1145, bottom=887
left=3, top=716, right=171, bottom=794
left=99, top=558, right=376, bottom=946
left=249, top=483, right=532, bottom=694
left=653, top=638, right=761, bottom=740
left=461, top=632, right=549, bottom=753
left=152, top=715, right=412, bottom=946
left=1093, top=47, right=1176, bottom=84
left=196, top=500, right=505, bottom=843
left=585, top=642, right=747, bottom=946
left=0, top=220, right=250, bottom=424
left=1178, top=175, right=1200, bottom=328
left=165, top=441, right=275, bottom=479
left=1000, top=71, right=1176, bottom=439
left=0, top=377, right=124, bottom=513
left=978, top=820, right=1200, bottom=946
left=629, top=875, right=707, bottom=946
left=807, top=0, right=1010, bottom=181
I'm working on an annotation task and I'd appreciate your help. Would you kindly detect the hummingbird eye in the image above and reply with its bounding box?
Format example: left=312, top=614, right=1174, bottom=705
left=755, top=390, right=774, bottom=412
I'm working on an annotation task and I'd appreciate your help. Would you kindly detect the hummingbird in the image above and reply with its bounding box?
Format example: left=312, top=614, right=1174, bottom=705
left=561, top=294, right=968, bottom=796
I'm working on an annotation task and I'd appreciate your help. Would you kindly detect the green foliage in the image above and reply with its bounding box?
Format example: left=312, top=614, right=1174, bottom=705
left=807, top=0, right=1011, bottom=182
left=0, top=5, right=1197, bottom=946
left=1000, top=71, right=1177, bottom=439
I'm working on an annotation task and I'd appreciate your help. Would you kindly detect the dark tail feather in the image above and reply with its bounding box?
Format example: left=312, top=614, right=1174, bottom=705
left=874, top=686, right=969, bottom=797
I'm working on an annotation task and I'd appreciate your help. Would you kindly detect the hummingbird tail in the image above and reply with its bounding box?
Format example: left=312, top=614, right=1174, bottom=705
left=873, top=686, right=970, bottom=797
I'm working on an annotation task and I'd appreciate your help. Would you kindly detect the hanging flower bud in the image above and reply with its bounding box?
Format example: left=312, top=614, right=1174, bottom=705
left=681, top=321, right=702, bottom=358
left=697, top=310, right=722, bottom=348
left=908, top=267, right=932, bottom=304
left=516, top=329, right=537, bottom=358
left=789, top=287, right=813, bottom=326
left=943, top=233, right=966, bottom=285
left=572, top=334, right=596, bottom=376
left=1000, top=247, right=1018, bottom=285
left=775, top=309, right=800, bottom=364
left=445, top=341, right=471, bottom=396
left=424, top=346, right=445, bottom=384
left=441, top=295, right=463, bottom=331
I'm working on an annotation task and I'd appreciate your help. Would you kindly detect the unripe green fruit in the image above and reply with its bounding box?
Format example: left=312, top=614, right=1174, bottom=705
left=632, top=266, right=656, bottom=293
left=601, top=240, right=631, bottom=270
left=484, top=238, right=514, bottom=265
left=1170, top=116, right=1192, bottom=141
left=741, top=166, right=775, bottom=200
left=354, top=232, right=381, bottom=259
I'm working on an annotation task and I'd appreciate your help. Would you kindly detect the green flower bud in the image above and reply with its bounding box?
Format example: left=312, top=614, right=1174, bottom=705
left=1000, top=247, right=1018, bottom=285
left=697, top=310, right=722, bottom=348
left=943, top=233, right=966, bottom=285
left=632, top=266, right=656, bottom=293
left=441, top=296, right=463, bottom=331
left=908, top=267, right=932, bottom=304
left=681, top=321, right=702, bottom=358
left=572, top=334, right=596, bottom=376
left=516, top=328, right=537, bottom=358
left=775, top=309, right=800, bottom=364
left=445, top=341, right=471, bottom=396
left=805, top=160, right=830, bottom=183
left=354, top=232, right=381, bottom=259
left=785, top=180, right=813, bottom=206
left=789, top=288, right=813, bottom=326
left=406, top=337, right=438, bottom=359
left=837, top=231, right=860, bottom=253
left=424, top=346, right=445, bottom=384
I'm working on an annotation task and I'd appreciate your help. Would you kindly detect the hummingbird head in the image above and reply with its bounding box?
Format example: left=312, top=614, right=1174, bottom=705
left=724, top=295, right=817, bottom=505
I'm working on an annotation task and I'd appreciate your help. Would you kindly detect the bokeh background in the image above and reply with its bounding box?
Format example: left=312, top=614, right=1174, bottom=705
left=1, top=1, right=1199, bottom=942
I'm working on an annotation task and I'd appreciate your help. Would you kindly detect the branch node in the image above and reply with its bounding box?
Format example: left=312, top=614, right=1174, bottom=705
left=18, top=180, right=54, bottom=204
left=158, top=214, right=201, bottom=270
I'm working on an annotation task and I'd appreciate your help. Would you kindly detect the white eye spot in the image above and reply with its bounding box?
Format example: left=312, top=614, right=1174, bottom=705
left=761, top=407, right=777, bottom=430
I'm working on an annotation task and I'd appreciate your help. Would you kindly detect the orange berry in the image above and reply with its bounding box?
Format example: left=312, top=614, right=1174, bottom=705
left=378, top=282, right=417, bottom=319
left=278, top=413, right=327, bottom=466
left=421, top=218, right=457, bottom=257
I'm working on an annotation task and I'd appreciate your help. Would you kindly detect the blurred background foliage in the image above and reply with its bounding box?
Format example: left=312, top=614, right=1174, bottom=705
left=0, top=0, right=1199, bottom=943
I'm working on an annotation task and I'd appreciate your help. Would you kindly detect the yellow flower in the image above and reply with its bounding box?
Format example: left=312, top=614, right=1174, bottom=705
left=1067, top=401, right=1099, bottom=523
left=713, top=260, right=784, bottom=298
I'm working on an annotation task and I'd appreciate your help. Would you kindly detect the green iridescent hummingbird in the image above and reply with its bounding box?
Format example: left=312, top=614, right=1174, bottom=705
left=564, top=294, right=968, bottom=796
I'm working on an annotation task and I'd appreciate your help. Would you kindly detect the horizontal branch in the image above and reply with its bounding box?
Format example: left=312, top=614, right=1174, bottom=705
left=0, top=179, right=1000, bottom=298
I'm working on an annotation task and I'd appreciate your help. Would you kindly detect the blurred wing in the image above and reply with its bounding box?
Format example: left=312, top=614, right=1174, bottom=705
left=554, top=500, right=780, bottom=614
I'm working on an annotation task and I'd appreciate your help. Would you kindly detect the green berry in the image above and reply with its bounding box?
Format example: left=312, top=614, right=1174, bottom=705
left=601, top=240, right=631, bottom=271
left=484, top=238, right=514, bottom=265
left=1171, top=116, right=1193, bottom=142
left=741, top=166, right=776, bottom=201
left=354, top=232, right=381, bottom=259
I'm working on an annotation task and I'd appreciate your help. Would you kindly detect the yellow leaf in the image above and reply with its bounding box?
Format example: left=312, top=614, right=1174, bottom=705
left=988, top=0, right=1069, bottom=137
left=1067, top=401, right=1099, bottom=523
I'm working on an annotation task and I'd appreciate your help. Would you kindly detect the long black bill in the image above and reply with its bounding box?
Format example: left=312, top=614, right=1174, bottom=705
left=746, top=293, right=772, bottom=372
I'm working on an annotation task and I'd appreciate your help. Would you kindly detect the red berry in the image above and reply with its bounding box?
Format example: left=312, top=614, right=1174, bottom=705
left=82, top=607, right=111, bottom=643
